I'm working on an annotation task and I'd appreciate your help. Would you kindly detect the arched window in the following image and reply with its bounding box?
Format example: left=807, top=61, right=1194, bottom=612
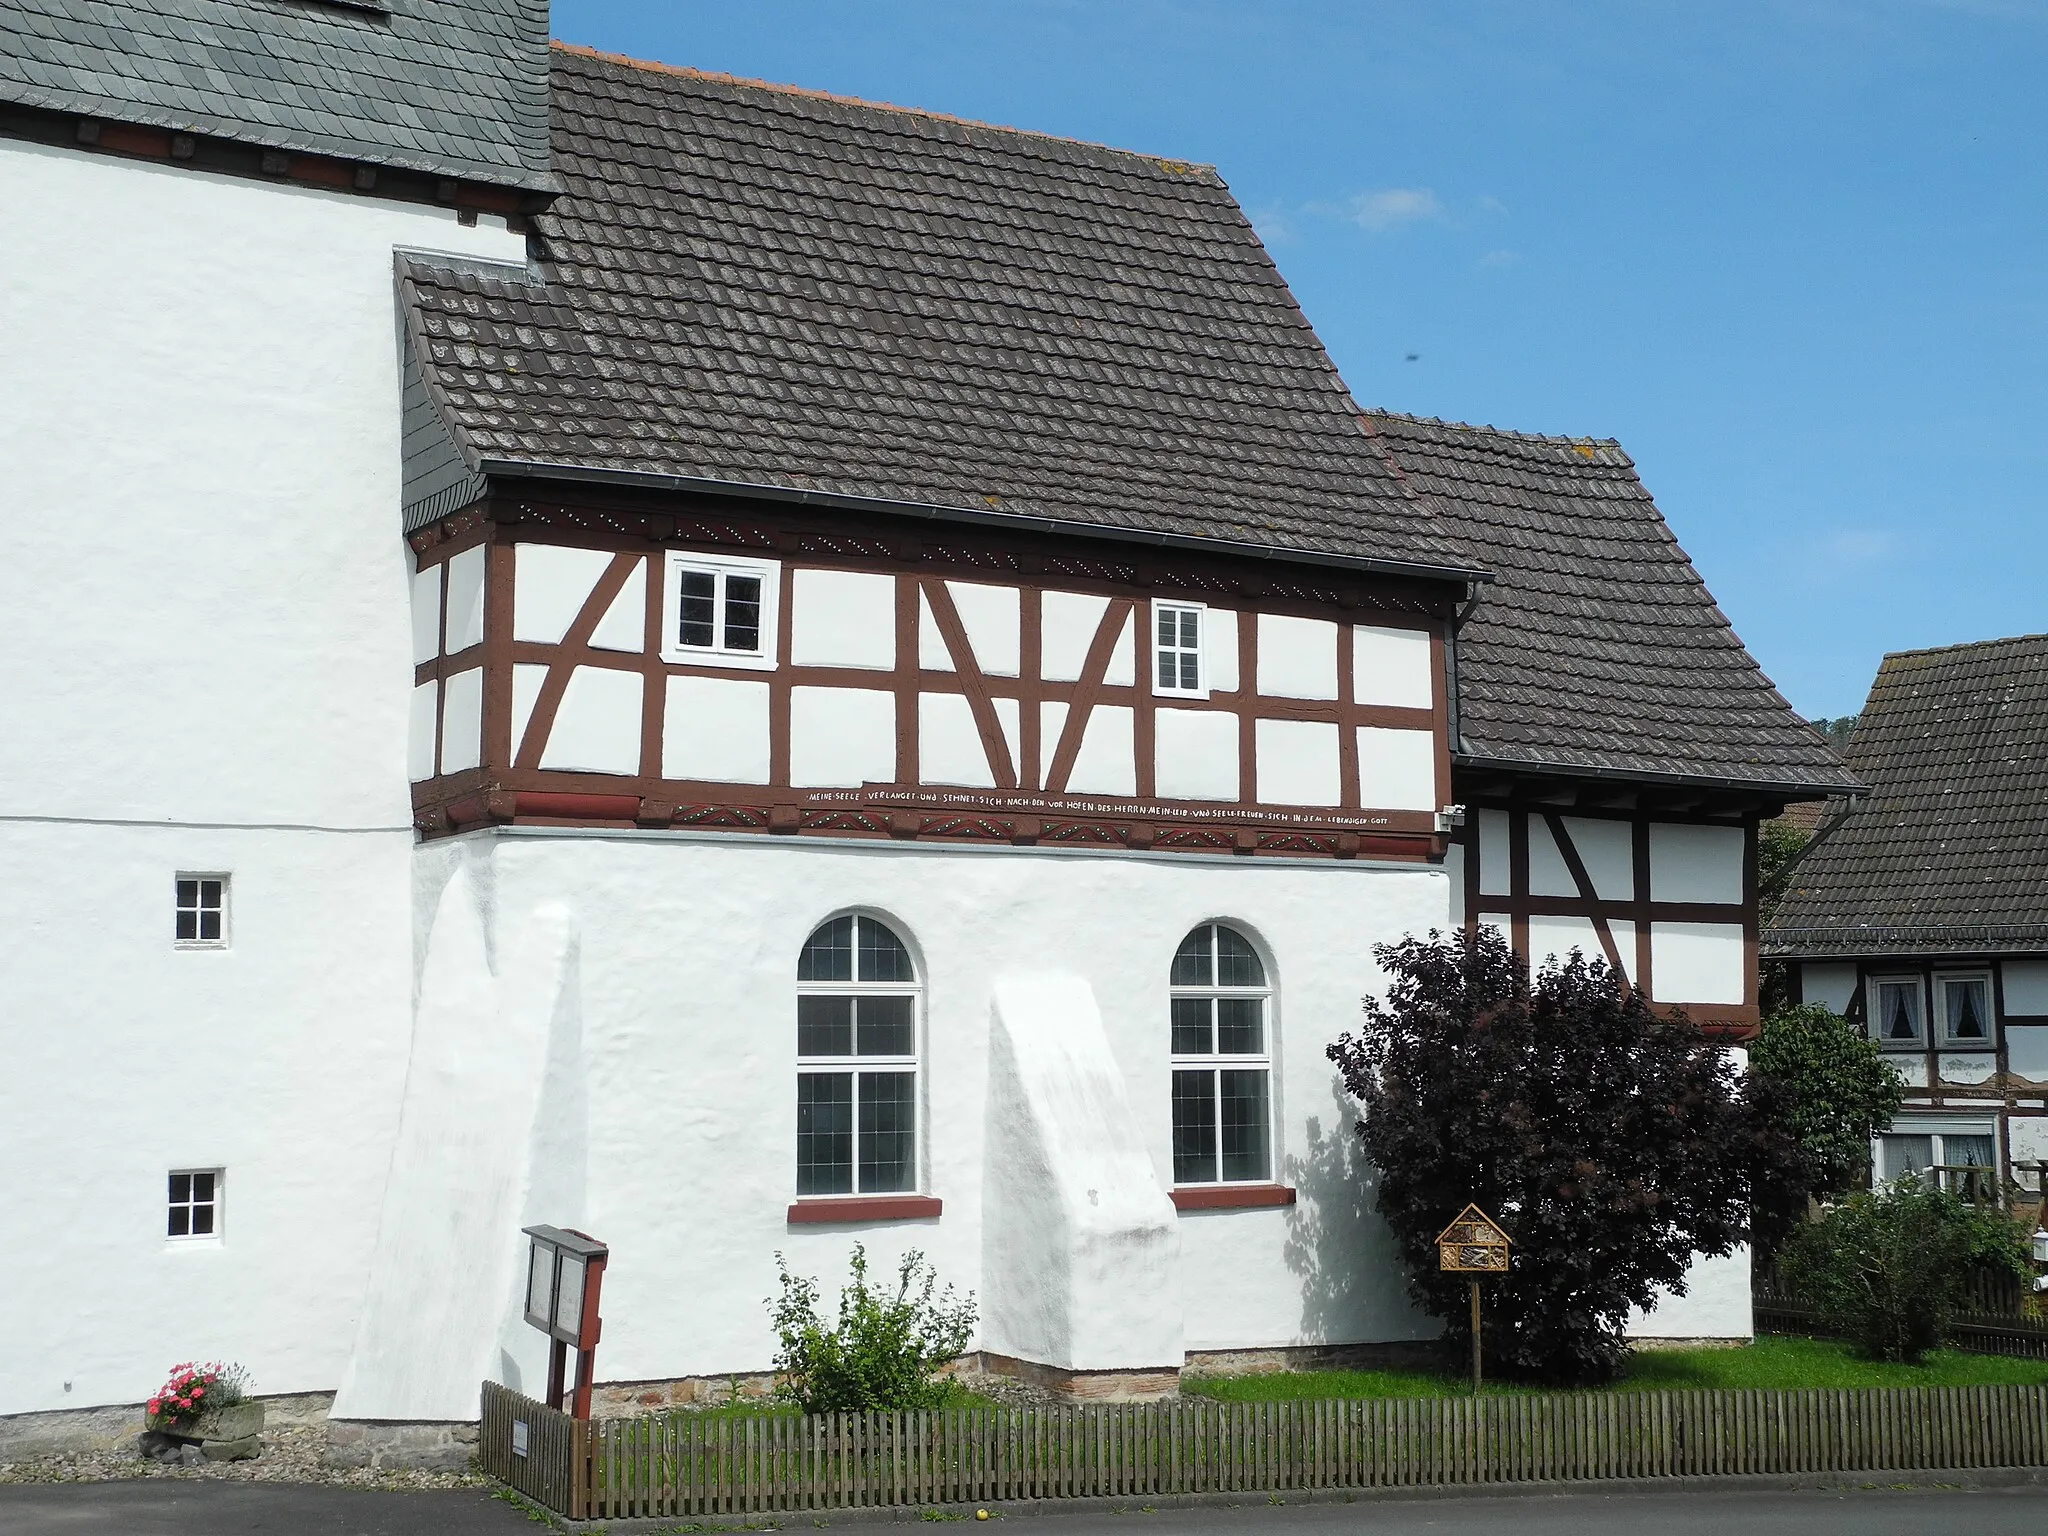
left=1169, top=922, right=1271, bottom=1185
left=795, top=914, right=920, bottom=1196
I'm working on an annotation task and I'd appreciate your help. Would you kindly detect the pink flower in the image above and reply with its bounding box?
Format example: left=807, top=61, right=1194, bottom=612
left=192, top=1387, right=203, bottom=1398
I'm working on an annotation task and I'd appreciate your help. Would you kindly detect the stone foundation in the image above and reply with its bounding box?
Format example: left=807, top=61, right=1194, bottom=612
left=977, top=1352, right=1180, bottom=1402
left=322, top=1417, right=478, bottom=1472
left=0, top=1391, right=331, bottom=1462
left=1183, top=1340, right=1442, bottom=1377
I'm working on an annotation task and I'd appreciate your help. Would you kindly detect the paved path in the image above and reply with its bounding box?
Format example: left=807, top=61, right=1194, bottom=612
left=3, top=1482, right=2046, bottom=1535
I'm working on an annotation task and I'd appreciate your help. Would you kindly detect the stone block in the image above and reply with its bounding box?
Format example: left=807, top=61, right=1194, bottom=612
left=201, top=1434, right=261, bottom=1462
left=323, top=1417, right=479, bottom=1472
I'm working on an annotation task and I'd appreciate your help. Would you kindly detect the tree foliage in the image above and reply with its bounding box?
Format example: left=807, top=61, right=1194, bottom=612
left=1328, top=926, right=1798, bottom=1385
left=767, top=1245, right=976, bottom=1413
left=1748, top=1003, right=1906, bottom=1249
left=1778, top=1180, right=2031, bottom=1362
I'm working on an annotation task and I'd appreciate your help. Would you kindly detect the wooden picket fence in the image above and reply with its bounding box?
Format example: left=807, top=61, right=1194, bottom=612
left=479, top=1379, right=2048, bottom=1521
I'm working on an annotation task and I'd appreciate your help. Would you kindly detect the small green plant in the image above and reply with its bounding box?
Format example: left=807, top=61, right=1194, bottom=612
left=767, top=1245, right=976, bottom=1413
left=1778, top=1178, right=2033, bottom=1362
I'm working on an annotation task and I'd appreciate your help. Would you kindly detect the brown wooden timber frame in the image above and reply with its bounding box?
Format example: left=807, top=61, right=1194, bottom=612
left=407, top=485, right=1458, bottom=861
left=1457, top=798, right=1763, bottom=1036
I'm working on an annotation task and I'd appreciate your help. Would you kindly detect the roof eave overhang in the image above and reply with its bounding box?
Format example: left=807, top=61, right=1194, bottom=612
left=477, top=457, right=1494, bottom=588
left=1453, top=751, right=1867, bottom=804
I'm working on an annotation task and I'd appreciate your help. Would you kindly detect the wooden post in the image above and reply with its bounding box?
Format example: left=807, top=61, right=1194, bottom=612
left=1469, top=1281, right=1482, bottom=1394
left=548, top=1338, right=569, bottom=1411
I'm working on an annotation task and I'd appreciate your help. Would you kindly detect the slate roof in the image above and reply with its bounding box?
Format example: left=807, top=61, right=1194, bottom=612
left=1362, top=412, right=1860, bottom=796
left=1768, top=634, right=2048, bottom=955
left=397, top=46, right=1476, bottom=579
left=0, top=0, right=553, bottom=191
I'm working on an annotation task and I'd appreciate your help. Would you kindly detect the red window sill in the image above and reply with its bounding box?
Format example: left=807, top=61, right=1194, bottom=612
left=786, top=1195, right=943, bottom=1225
left=1170, top=1184, right=1297, bottom=1211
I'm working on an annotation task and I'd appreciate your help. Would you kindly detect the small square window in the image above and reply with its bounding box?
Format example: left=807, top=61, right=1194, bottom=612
left=662, top=553, right=780, bottom=669
left=175, top=875, right=229, bottom=948
left=168, top=1169, right=221, bottom=1241
left=1936, top=973, right=1993, bottom=1046
left=1153, top=602, right=1206, bottom=698
left=1870, top=975, right=1924, bottom=1047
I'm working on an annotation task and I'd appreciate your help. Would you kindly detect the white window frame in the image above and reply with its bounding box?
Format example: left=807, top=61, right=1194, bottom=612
left=1151, top=600, right=1209, bottom=699
left=661, top=551, right=781, bottom=669
left=1873, top=1117, right=1999, bottom=1188
left=1934, top=970, right=1995, bottom=1048
left=1868, top=973, right=1926, bottom=1049
left=1169, top=921, right=1275, bottom=1186
left=167, top=1167, right=223, bottom=1243
left=174, top=874, right=231, bottom=950
left=793, top=914, right=923, bottom=1199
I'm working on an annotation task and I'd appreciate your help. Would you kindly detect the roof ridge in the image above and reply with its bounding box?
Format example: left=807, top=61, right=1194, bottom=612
left=1364, top=406, right=1623, bottom=451
left=548, top=42, right=1216, bottom=175
left=1881, top=631, right=2048, bottom=664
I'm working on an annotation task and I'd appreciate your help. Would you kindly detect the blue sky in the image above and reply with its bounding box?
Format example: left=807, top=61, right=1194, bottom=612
left=552, top=1, right=2046, bottom=720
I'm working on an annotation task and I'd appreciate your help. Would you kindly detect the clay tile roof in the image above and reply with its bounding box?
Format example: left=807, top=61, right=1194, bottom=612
left=1767, top=634, right=2048, bottom=956
left=397, top=45, right=1476, bottom=579
left=0, top=0, right=554, bottom=191
left=1360, top=410, right=1860, bottom=796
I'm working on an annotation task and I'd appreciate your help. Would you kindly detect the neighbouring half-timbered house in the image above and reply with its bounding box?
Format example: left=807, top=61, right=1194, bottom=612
left=1769, top=635, right=2048, bottom=1203
left=2, top=11, right=1856, bottom=1450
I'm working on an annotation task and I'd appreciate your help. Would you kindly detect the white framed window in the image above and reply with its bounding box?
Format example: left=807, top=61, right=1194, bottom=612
left=1875, top=1120, right=1998, bottom=1197
left=1935, top=971, right=1993, bottom=1047
left=661, top=552, right=780, bottom=669
left=795, top=914, right=920, bottom=1196
left=1869, top=974, right=1924, bottom=1048
left=1169, top=922, right=1272, bottom=1184
left=175, top=875, right=230, bottom=949
left=167, top=1169, right=221, bottom=1241
left=1152, top=601, right=1207, bottom=698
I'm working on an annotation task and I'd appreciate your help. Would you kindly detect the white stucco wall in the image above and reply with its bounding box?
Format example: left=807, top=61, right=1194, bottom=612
left=0, top=139, right=523, bottom=1419
left=402, top=829, right=1450, bottom=1386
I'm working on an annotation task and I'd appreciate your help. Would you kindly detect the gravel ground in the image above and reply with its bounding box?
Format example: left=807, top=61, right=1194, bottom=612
left=0, top=1420, right=482, bottom=1490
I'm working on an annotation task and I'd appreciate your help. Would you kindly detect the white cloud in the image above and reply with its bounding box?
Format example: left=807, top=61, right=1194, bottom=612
left=1818, top=529, right=1896, bottom=563
left=1476, top=248, right=1520, bottom=269
left=1343, top=187, right=1444, bottom=233
left=1243, top=202, right=1297, bottom=245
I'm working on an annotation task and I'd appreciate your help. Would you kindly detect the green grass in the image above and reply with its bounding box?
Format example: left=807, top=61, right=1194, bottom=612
left=656, top=1382, right=1013, bottom=1419
left=1182, top=1336, right=2048, bottom=1402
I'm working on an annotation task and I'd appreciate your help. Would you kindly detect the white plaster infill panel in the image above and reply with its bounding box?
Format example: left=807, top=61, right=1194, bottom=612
left=1562, top=816, right=1634, bottom=901
left=917, top=590, right=952, bottom=672
left=1256, top=718, right=1340, bottom=807
left=1356, top=727, right=1435, bottom=812
left=1255, top=614, right=1338, bottom=700
left=1104, top=608, right=1135, bottom=688
left=664, top=676, right=770, bottom=784
left=444, top=544, right=487, bottom=653
left=439, top=667, right=483, bottom=774
left=588, top=559, right=646, bottom=653
left=1477, top=809, right=1510, bottom=897
left=2010, top=1116, right=2048, bottom=1168
left=1067, top=704, right=1134, bottom=796
left=921, top=692, right=995, bottom=788
left=1650, top=921, right=1745, bottom=1005
left=981, top=975, right=1181, bottom=1372
left=408, top=681, right=438, bottom=782
left=1205, top=609, right=1239, bottom=693
left=1351, top=624, right=1432, bottom=709
left=946, top=582, right=1021, bottom=678
left=410, top=565, right=442, bottom=664
left=791, top=568, right=895, bottom=671
left=1648, top=822, right=1745, bottom=905
left=513, top=544, right=610, bottom=646
left=1938, top=1053, right=1998, bottom=1086
left=2008, top=1026, right=2048, bottom=1083
left=1528, top=914, right=1634, bottom=982
left=790, top=687, right=895, bottom=787
left=1801, top=963, right=1859, bottom=1015
left=1527, top=816, right=1577, bottom=898
left=540, top=667, right=643, bottom=776
left=2003, top=961, right=2048, bottom=1017
left=1040, top=591, right=1107, bottom=682
left=1154, top=708, right=1237, bottom=802
left=510, top=663, right=548, bottom=757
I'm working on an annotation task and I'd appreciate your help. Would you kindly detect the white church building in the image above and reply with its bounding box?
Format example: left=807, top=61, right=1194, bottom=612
left=0, top=1, right=1857, bottom=1452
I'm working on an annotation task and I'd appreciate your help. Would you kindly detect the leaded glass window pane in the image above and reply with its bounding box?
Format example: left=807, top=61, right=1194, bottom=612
left=858, top=920, right=914, bottom=982
left=797, top=995, right=853, bottom=1057
left=856, top=995, right=915, bottom=1057
left=799, top=916, right=855, bottom=981
left=1215, top=926, right=1264, bottom=987
left=1171, top=1069, right=1217, bottom=1184
left=796, top=1073, right=854, bottom=1194
left=1216, top=996, right=1263, bottom=1054
left=1172, top=927, right=1212, bottom=986
left=858, top=1072, right=916, bottom=1192
left=1171, top=997, right=1212, bottom=1054
left=1219, top=1069, right=1271, bottom=1182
